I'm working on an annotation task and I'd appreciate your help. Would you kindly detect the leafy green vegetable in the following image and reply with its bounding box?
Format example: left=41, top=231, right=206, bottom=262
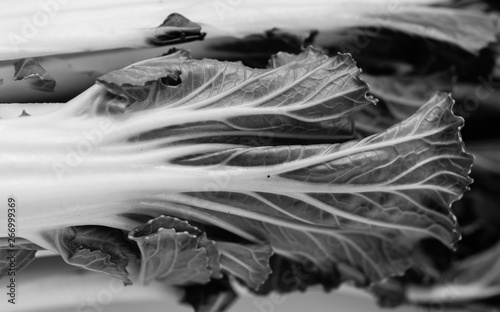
left=0, top=48, right=473, bottom=311
left=168, top=92, right=472, bottom=284
left=3, top=2, right=500, bottom=312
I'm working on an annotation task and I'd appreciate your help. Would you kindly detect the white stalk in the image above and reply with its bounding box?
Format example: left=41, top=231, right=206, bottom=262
left=0, top=0, right=449, bottom=61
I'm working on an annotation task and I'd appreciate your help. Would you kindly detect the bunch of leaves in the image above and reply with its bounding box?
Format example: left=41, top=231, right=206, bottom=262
left=0, top=46, right=474, bottom=312
left=2, top=1, right=500, bottom=311
left=195, top=1, right=500, bottom=309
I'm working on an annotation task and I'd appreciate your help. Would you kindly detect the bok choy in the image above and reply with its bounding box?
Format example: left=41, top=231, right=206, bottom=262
left=0, top=47, right=473, bottom=311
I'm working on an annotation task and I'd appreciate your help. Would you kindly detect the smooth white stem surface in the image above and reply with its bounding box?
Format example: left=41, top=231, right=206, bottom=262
left=0, top=0, right=448, bottom=60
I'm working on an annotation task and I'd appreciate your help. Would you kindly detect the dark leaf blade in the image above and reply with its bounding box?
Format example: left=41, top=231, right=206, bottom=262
left=206, top=28, right=318, bottom=68
left=156, top=92, right=472, bottom=285
left=216, top=241, right=273, bottom=291
left=131, top=215, right=201, bottom=236
left=370, top=279, right=407, bottom=308
left=0, top=238, right=43, bottom=250
left=128, top=216, right=217, bottom=286
left=13, top=58, right=56, bottom=92
left=49, top=226, right=136, bottom=285
left=96, top=49, right=190, bottom=95
left=0, top=240, right=43, bottom=279
left=199, top=233, right=223, bottom=279
left=407, top=241, right=500, bottom=308
left=364, top=7, right=497, bottom=54
left=181, top=277, right=238, bottom=312
left=0, top=249, right=37, bottom=280
left=354, top=101, right=396, bottom=136
left=69, top=249, right=132, bottom=285
left=255, top=255, right=342, bottom=295
left=354, top=71, right=454, bottom=136
left=134, top=229, right=211, bottom=285
left=363, top=70, right=454, bottom=120
left=147, top=13, right=206, bottom=46
left=96, top=47, right=375, bottom=144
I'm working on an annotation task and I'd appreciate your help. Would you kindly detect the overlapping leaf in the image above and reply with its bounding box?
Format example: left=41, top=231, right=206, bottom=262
left=181, top=277, right=238, bottom=312
left=363, top=71, right=454, bottom=120
left=96, top=47, right=374, bottom=145
left=128, top=216, right=221, bottom=285
left=13, top=58, right=56, bottom=92
left=0, top=48, right=474, bottom=305
left=354, top=71, right=454, bottom=136
left=49, top=226, right=137, bottom=285
left=90, top=49, right=474, bottom=286
left=154, top=93, right=473, bottom=284
left=363, top=6, right=497, bottom=54
left=216, top=241, right=273, bottom=290
left=0, top=249, right=37, bottom=280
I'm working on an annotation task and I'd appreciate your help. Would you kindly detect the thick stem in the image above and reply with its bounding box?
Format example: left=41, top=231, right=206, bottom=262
left=0, top=108, right=260, bottom=239
left=406, top=283, right=500, bottom=303
left=0, top=0, right=445, bottom=60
